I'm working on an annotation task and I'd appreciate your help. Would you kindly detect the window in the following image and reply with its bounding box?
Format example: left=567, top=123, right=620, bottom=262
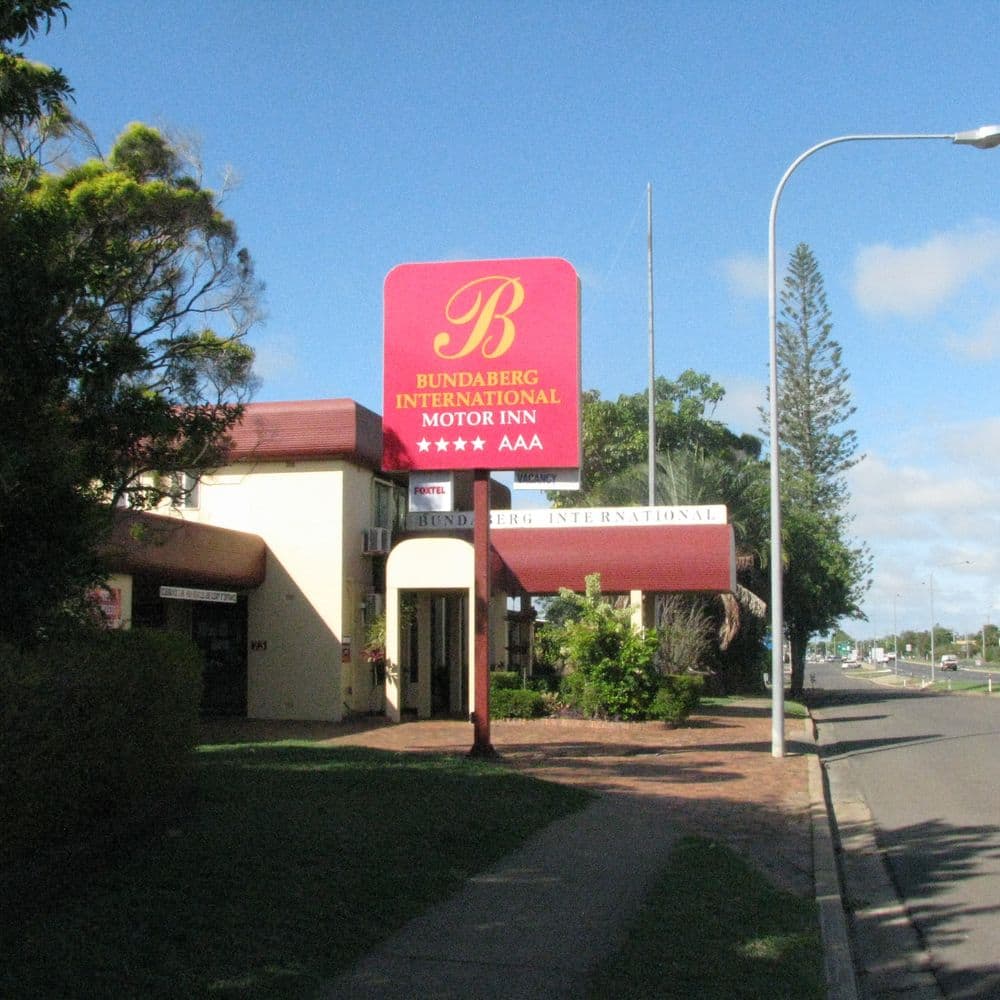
left=182, top=472, right=200, bottom=509
left=373, top=478, right=404, bottom=530
left=168, top=471, right=200, bottom=510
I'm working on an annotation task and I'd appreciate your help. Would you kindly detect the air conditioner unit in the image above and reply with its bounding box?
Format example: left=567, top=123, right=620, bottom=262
left=362, top=527, right=391, bottom=555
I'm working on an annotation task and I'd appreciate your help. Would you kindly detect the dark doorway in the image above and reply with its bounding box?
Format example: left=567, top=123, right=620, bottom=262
left=192, top=598, right=248, bottom=716
left=430, top=592, right=467, bottom=716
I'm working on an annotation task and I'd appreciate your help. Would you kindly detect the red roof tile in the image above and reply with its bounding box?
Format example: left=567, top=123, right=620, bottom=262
left=225, top=399, right=383, bottom=468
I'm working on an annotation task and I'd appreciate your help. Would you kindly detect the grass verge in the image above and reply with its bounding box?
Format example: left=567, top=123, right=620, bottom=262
left=3, top=741, right=590, bottom=999
left=700, top=694, right=808, bottom=718
left=587, top=836, right=825, bottom=1000
left=848, top=670, right=1000, bottom=695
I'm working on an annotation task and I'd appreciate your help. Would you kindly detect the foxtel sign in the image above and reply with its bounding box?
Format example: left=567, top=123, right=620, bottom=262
left=382, top=257, right=581, bottom=471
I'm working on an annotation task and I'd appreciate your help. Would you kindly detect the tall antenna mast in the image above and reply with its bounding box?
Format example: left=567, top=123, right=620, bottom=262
left=647, top=182, right=655, bottom=505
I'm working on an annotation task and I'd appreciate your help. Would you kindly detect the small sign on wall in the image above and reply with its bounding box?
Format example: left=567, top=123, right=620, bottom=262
left=409, top=471, right=454, bottom=511
left=513, top=468, right=581, bottom=490
left=405, top=510, right=474, bottom=531
left=160, top=585, right=237, bottom=604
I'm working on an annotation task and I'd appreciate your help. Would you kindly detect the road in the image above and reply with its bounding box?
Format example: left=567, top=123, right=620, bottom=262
left=880, top=659, right=1000, bottom=689
left=809, top=662, right=1000, bottom=1000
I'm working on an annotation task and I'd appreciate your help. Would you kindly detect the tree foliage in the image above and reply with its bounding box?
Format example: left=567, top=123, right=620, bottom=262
left=768, top=242, right=861, bottom=511
left=589, top=447, right=769, bottom=569
left=553, top=370, right=760, bottom=507
left=561, top=383, right=772, bottom=692
left=556, top=575, right=662, bottom=720
left=781, top=505, right=867, bottom=668
left=765, top=244, right=870, bottom=694
left=0, top=4, right=261, bottom=643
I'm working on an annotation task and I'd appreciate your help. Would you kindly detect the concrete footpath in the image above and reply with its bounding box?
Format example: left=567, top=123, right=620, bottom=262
left=323, top=792, right=685, bottom=998
left=225, top=702, right=858, bottom=999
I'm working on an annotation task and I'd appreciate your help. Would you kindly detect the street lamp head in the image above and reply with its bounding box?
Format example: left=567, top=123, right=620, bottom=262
left=953, top=125, right=1000, bottom=149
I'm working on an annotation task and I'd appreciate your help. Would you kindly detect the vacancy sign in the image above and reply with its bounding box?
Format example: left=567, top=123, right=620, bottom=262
left=383, top=258, right=581, bottom=471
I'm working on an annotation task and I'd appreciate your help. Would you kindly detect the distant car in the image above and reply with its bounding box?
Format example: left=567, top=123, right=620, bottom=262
left=940, top=654, right=959, bottom=671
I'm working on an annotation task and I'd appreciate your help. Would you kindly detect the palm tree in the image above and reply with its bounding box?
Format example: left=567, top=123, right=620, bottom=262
left=590, top=448, right=769, bottom=669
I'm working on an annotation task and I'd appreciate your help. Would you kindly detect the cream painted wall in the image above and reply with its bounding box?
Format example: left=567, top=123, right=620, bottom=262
left=340, top=470, right=385, bottom=714
left=184, top=459, right=375, bottom=721
left=386, top=538, right=473, bottom=721
left=384, top=538, right=508, bottom=722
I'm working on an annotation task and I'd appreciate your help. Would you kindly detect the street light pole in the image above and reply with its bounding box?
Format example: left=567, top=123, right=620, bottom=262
left=927, top=558, right=972, bottom=684
left=893, top=593, right=900, bottom=675
left=930, top=572, right=936, bottom=683
left=768, top=126, right=1000, bottom=757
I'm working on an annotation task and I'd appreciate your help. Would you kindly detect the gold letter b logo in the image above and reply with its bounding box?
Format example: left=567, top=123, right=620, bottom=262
left=433, top=276, right=525, bottom=360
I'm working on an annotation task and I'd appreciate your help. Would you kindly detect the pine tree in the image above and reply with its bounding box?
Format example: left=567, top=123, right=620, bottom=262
left=773, top=242, right=860, bottom=511
left=762, top=243, right=871, bottom=694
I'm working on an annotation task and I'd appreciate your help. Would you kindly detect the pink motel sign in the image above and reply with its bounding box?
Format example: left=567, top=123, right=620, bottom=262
left=382, top=257, right=581, bottom=471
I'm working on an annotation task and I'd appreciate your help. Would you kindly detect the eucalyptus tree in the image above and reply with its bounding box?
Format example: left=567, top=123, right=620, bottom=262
left=1, top=3, right=261, bottom=643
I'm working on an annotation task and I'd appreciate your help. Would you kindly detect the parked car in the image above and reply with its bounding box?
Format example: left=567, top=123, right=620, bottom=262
left=940, top=654, right=959, bottom=671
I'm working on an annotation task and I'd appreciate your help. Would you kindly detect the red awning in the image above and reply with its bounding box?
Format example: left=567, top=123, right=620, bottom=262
left=490, top=523, right=735, bottom=595
left=105, top=510, right=266, bottom=590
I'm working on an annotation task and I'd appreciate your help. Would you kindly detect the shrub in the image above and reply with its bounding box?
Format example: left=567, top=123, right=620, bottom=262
left=490, top=687, right=546, bottom=719
left=558, top=575, right=661, bottom=720
left=558, top=669, right=587, bottom=711
left=1, top=627, right=203, bottom=890
left=650, top=674, right=704, bottom=724
left=526, top=659, right=560, bottom=693
left=655, top=595, right=713, bottom=674
left=490, top=670, right=522, bottom=691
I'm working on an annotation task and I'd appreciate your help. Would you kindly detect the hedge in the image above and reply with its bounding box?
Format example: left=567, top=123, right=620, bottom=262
left=489, top=670, right=522, bottom=690
left=650, top=674, right=704, bottom=724
left=1, top=628, right=203, bottom=888
left=490, top=687, right=547, bottom=719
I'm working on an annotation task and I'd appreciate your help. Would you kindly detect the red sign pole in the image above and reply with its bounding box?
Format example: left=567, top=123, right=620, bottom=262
left=470, top=468, right=495, bottom=756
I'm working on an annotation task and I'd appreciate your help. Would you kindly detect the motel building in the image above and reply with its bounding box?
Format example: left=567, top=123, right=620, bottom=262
left=102, top=398, right=736, bottom=723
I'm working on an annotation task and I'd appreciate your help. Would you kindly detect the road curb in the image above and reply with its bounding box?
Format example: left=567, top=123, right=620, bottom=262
left=828, top=796, right=944, bottom=1000
left=806, top=717, right=860, bottom=1000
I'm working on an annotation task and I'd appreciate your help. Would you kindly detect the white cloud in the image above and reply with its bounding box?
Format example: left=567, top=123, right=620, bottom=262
left=715, top=374, right=765, bottom=436
left=846, top=421, right=1000, bottom=633
left=947, top=305, right=1000, bottom=361
left=721, top=254, right=768, bottom=300
left=251, top=333, right=300, bottom=383
left=852, top=224, right=1000, bottom=318
left=935, top=416, right=1000, bottom=464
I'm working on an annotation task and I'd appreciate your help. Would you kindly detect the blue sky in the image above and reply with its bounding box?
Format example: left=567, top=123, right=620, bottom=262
left=29, top=0, right=1000, bottom=637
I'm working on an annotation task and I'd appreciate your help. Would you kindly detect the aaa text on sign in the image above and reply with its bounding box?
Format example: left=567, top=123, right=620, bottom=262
left=382, top=258, right=580, bottom=471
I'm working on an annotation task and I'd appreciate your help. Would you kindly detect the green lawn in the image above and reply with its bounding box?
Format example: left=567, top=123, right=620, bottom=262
left=3, top=741, right=590, bottom=999
left=588, top=836, right=825, bottom=999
